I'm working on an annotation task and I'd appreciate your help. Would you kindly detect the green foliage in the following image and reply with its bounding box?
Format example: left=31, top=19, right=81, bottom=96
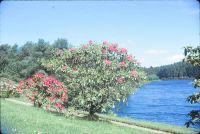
left=53, top=38, right=73, bottom=49
left=42, top=41, right=145, bottom=116
left=146, top=74, right=159, bottom=81
left=0, top=38, right=73, bottom=82
left=184, top=46, right=200, bottom=128
left=144, top=62, right=200, bottom=79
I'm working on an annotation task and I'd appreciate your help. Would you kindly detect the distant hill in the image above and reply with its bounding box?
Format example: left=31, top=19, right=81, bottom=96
left=144, top=62, right=200, bottom=80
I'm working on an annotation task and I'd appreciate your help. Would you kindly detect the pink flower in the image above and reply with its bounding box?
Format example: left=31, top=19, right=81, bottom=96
left=26, top=77, right=33, bottom=82
left=43, top=81, right=50, bottom=86
left=103, top=41, right=109, bottom=45
left=102, top=49, right=107, bottom=54
left=130, top=70, right=138, bottom=77
left=34, top=73, right=45, bottom=78
left=56, top=87, right=61, bottom=92
left=48, top=97, right=55, bottom=101
left=82, top=45, right=88, bottom=49
left=54, top=79, right=62, bottom=85
left=116, top=76, right=125, bottom=83
left=109, top=45, right=118, bottom=52
left=88, top=40, right=93, bottom=45
left=61, top=105, right=65, bottom=109
left=126, top=55, right=133, bottom=61
left=120, top=48, right=127, bottom=53
left=54, top=102, right=64, bottom=109
left=61, top=97, right=66, bottom=101
left=49, top=86, right=54, bottom=90
left=19, top=80, right=24, bottom=85
left=119, top=61, right=126, bottom=66
left=104, top=59, right=111, bottom=65
left=69, top=48, right=76, bottom=52
left=17, top=88, right=21, bottom=93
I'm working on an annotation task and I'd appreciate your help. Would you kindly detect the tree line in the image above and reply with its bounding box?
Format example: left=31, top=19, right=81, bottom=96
left=0, top=38, right=72, bottom=82
left=144, top=62, right=200, bottom=79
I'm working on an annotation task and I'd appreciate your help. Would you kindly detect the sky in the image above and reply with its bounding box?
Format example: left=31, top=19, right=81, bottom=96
left=1, top=1, right=199, bottom=67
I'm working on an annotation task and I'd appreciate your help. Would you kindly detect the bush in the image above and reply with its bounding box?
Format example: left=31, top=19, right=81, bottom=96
left=42, top=41, right=145, bottom=117
left=0, top=77, right=19, bottom=98
left=17, top=73, right=68, bottom=111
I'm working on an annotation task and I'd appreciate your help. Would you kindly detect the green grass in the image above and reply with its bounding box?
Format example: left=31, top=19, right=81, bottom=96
left=97, top=114, right=198, bottom=134
left=1, top=100, right=151, bottom=134
left=1, top=99, right=198, bottom=134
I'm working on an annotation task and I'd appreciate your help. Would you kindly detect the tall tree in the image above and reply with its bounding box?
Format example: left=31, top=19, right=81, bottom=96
left=53, top=38, right=72, bottom=49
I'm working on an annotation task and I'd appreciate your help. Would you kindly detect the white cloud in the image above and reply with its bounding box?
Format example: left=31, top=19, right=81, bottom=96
left=146, top=49, right=168, bottom=55
left=167, top=54, right=184, bottom=63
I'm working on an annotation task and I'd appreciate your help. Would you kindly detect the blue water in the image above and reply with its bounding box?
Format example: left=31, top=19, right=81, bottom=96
left=114, top=80, right=200, bottom=127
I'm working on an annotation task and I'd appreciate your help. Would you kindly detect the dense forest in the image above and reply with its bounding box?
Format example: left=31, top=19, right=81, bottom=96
left=144, top=62, right=200, bottom=80
left=0, top=38, right=72, bottom=82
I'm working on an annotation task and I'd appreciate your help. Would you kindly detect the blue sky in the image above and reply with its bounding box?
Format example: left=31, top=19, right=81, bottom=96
left=1, top=1, right=199, bottom=67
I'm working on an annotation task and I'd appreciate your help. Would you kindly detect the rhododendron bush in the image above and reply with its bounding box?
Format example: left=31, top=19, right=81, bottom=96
left=41, top=41, right=145, bottom=116
left=17, top=73, right=68, bottom=111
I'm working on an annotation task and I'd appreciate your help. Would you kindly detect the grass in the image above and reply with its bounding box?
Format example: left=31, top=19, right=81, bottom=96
left=1, top=99, right=198, bottom=134
left=1, top=99, right=151, bottom=134
left=97, top=114, right=198, bottom=134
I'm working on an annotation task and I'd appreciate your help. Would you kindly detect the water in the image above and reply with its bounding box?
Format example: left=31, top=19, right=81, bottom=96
left=114, top=80, right=200, bottom=127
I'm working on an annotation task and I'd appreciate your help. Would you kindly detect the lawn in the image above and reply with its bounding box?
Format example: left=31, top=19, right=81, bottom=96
left=1, top=99, right=198, bottom=134
left=1, top=100, right=151, bottom=134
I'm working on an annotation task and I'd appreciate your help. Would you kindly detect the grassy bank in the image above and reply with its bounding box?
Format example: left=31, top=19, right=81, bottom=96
left=97, top=114, right=198, bottom=134
left=1, top=99, right=198, bottom=134
left=1, top=100, right=151, bottom=134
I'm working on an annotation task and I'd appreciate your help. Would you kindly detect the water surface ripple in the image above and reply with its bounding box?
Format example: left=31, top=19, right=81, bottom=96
left=114, top=80, right=200, bottom=127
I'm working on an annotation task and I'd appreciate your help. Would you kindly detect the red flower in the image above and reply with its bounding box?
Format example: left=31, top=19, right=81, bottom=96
left=120, top=48, right=127, bottom=53
left=104, top=59, right=111, bottom=65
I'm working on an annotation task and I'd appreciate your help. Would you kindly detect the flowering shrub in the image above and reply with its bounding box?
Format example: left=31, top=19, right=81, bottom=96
left=41, top=41, right=145, bottom=117
left=17, top=73, right=68, bottom=111
left=0, top=77, right=19, bottom=98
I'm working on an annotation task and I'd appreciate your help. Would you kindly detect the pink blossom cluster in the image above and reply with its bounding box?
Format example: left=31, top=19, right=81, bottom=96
left=130, top=70, right=138, bottom=77
left=17, top=73, right=68, bottom=111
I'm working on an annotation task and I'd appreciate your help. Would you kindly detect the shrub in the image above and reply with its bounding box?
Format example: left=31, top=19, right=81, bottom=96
left=17, top=73, right=68, bottom=111
left=42, top=41, right=145, bottom=117
left=0, top=77, right=19, bottom=98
